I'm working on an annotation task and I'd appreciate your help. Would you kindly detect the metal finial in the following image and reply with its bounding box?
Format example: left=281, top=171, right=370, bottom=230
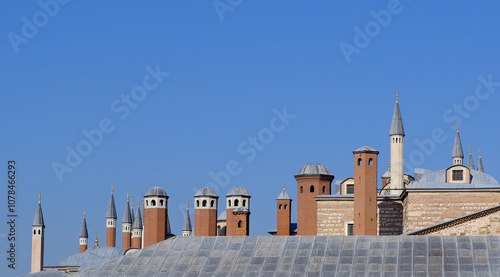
left=480, top=148, right=482, bottom=158
left=283, top=181, right=286, bottom=190
left=95, top=234, right=99, bottom=246
left=469, top=145, right=472, bottom=155
left=457, top=121, right=459, bottom=132
left=187, top=200, right=189, bottom=209
left=127, top=191, right=129, bottom=202
left=131, top=200, right=133, bottom=210
left=111, top=185, right=114, bottom=194
left=38, top=193, right=41, bottom=203
left=84, top=210, right=86, bottom=218
left=388, top=159, right=391, bottom=170
left=396, top=90, right=399, bottom=103
left=138, top=198, right=141, bottom=208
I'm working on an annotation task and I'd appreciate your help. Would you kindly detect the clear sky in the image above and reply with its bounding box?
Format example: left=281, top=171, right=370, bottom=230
left=2, top=1, right=500, bottom=276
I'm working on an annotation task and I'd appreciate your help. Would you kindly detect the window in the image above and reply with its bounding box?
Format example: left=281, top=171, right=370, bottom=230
left=346, top=184, right=354, bottom=194
left=369, top=158, right=373, bottom=166
left=196, top=200, right=200, bottom=207
left=322, top=186, right=326, bottom=193
left=151, top=200, right=156, bottom=207
left=452, top=170, right=463, bottom=181
left=211, top=200, right=215, bottom=208
left=358, top=158, right=362, bottom=166
left=238, top=220, right=242, bottom=228
left=202, top=200, right=207, bottom=207
left=146, top=200, right=149, bottom=206
left=159, top=200, right=164, bottom=206
left=279, top=204, right=283, bottom=209
left=284, top=205, right=288, bottom=209
left=228, top=200, right=231, bottom=207
left=347, top=224, right=354, bottom=236
left=217, top=225, right=221, bottom=236
left=310, top=185, right=315, bottom=193
left=300, top=186, right=303, bottom=193
left=234, top=199, right=239, bottom=207
left=243, top=200, right=246, bottom=207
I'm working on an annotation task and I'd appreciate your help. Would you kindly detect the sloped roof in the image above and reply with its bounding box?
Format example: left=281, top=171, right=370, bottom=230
left=452, top=131, right=464, bottom=159
left=122, top=199, right=132, bottom=224
left=408, top=168, right=500, bottom=189
left=33, top=201, right=44, bottom=226
left=79, top=216, right=88, bottom=238
left=132, top=205, right=142, bottom=230
left=182, top=208, right=192, bottom=232
left=276, top=188, right=291, bottom=200
left=22, top=269, right=68, bottom=277
left=217, top=211, right=227, bottom=221
left=353, top=145, right=379, bottom=154
left=106, top=193, right=117, bottom=219
left=56, top=246, right=124, bottom=271
left=74, top=236, right=500, bottom=276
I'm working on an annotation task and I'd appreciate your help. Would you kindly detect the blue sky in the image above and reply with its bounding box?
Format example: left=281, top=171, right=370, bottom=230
left=2, top=1, right=500, bottom=275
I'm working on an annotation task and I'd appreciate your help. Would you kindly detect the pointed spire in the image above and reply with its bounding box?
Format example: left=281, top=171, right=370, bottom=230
left=95, top=234, right=99, bottom=246
left=80, top=210, right=88, bottom=238
left=33, top=194, right=44, bottom=226
left=106, top=185, right=117, bottom=219
left=277, top=181, right=292, bottom=200
left=452, top=121, right=464, bottom=161
left=122, top=192, right=132, bottom=224
left=467, top=145, right=475, bottom=170
left=132, top=199, right=142, bottom=230
left=182, top=201, right=192, bottom=232
left=389, top=91, right=405, bottom=136
left=130, top=200, right=134, bottom=225
left=478, top=148, right=484, bottom=173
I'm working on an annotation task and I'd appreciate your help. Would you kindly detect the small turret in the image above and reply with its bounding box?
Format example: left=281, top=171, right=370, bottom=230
left=106, top=185, right=117, bottom=248
left=452, top=122, right=464, bottom=165
left=467, top=145, right=475, bottom=170
left=478, top=148, right=484, bottom=173
left=131, top=199, right=143, bottom=248
left=122, top=192, right=132, bottom=250
left=276, top=182, right=292, bottom=236
left=79, top=210, right=88, bottom=253
left=31, top=194, right=45, bottom=273
left=389, top=91, right=405, bottom=195
left=182, top=201, right=192, bottom=236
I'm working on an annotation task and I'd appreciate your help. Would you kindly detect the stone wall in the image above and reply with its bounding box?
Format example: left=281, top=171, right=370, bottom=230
left=316, top=197, right=403, bottom=236
left=403, top=190, right=500, bottom=233
left=420, top=209, right=500, bottom=236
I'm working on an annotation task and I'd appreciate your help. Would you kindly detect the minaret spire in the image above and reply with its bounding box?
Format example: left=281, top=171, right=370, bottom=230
left=80, top=210, right=88, bottom=253
left=31, top=194, right=45, bottom=273
left=122, top=191, right=132, bottom=250
left=452, top=121, right=464, bottom=165
left=389, top=91, right=405, bottom=195
left=131, top=199, right=143, bottom=248
left=478, top=148, right=484, bottom=173
left=182, top=200, right=192, bottom=236
left=106, top=185, right=117, bottom=247
left=467, top=145, right=475, bottom=170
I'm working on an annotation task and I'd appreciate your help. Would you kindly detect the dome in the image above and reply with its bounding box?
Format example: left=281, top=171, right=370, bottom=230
left=297, top=163, right=332, bottom=176
left=194, top=187, right=218, bottom=197
left=56, top=246, right=124, bottom=271
left=144, top=186, right=167, bottom=197
left=226, top=186, right=250, bottom=197
left=217, top=211, right=227, bottom=221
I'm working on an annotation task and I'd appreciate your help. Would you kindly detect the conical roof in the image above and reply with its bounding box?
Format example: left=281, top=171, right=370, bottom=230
left=33, top=194, right=44, bottom=227
left=182, top=203, right=192, bottom=232
left=452, top=129, right=464, bottom=159
left=106, top=188, right=117, bottom=219
left=389, top=100, right=405, bottom=136
left=467, top=146, right=475, bottom=170
left=276, top=183, right=291, bottom=200
left=122, top=196, right=132, bottom=224
left=478, top=149, right=484, bottom=173
left=132, top=201, right=142, bottom=230
left=80, top=212, right=88, bottom=238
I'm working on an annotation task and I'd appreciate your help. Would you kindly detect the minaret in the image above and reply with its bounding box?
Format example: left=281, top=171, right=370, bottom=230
left=194, top=187, right=218, bottom=236
left=131, top=199, right=143, bottom=248
left=143, top=187, right=168, bottom=247
left=353, top=146, right=379, bottom=235
left=467, top=145, right=475, bottom=170
left=226, top=187, right=251, bottom=236
left=276, top=182, right=292, bottom=236
left=79, top=210, right=88, bottom=253
left=182, top=201, right=192, bottom=237
left=478, top=148, right=484, bottom=173
left=31, top=194, right=45, bottom=273
left=452, top=121, right=464, bottom=165
left=122, top=192, right=132, bottom=250
left=389, top=91, right=405, bottom=195
left=106, top=185, right=117, bottom=248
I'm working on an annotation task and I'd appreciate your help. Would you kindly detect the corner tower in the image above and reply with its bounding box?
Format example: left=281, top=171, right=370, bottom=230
left=389, top=91, right=405, bottom=195
left=295, top=163, right=334, bottom=235
left=276, top=182, right=292, bottom=236
left=106, top=185, right=117, bottom=248
left=79, top=210, right=88, bottom=253
left=194, top=187, right=218, bottom=236
left=353, top=146, right=379, bottom=235
left=453, top=122, right=464, bottom=165
left=143, top=186, right=168, bottom=247
left=122, top=192, right=132, bottom=250
left=226, top=186, right=251, bottom=236
left=31, top=194, right=45, bottom=273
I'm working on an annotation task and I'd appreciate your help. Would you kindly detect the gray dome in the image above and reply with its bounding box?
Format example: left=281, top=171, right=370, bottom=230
left=145, top=187, right=167, bottom=197
left=226, top=186, right=250, bottom=197
left=297, top=163, right=332, bottom=176
left=194, top=187, right=218, bottom=197
left=57, top=246, right=124, bottom=271
left=217, top=211, right=227, bottom=221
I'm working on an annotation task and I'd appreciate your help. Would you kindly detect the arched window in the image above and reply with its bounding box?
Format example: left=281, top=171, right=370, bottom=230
left=38, top=230, right=41, bottom=235
left=202, top=200, right=207, bottom=207
left=146, top=200, right=149, bottom=206
left=217, top=225, right=221, bottom=236
left=228, top=200, right=231, bottom=207
left=159, top=199, right=164, bottom=206
left=211, top=200, right=215, bottom=208
left=300, top=186, right=303, bottom=193
left=234, top=199, right=239, bottom=207
left=243, top=200, right=246, bottom=207
left=285, top=205, right=288, bottom=209
left=358, top=158, right=362, bottom=166
left=322, top=186, right=326, bottom=193
left=238, top=220, right=242, bottom=228
left=369, top=158, right=373, bottom=166
left=34, top=230, right=36, bottom=235
left=151, top=200, right=156, bottom=207
left=310, top=185, right=315, bottom=193
left=196, top=200, right=200, bottom=207
left=279, top=204, right=283, bottom=209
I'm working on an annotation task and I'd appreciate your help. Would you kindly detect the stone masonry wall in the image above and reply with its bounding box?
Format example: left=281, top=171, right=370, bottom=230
left=403, top=191, right=500, bottom=233
left=425, top=210, right=500, bottom=236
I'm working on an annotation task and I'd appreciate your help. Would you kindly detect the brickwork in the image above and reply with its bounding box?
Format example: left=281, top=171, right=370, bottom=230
left=317, top=198, right=403, bottom=236
left=122, top=231, right=131, bottom=250
left=106, top=227, right=116, bottom=247
left=403, top=191, right=500, bottom=233
left=233, top=212, right=249, bottom=236
left=353, top=151, right=378, bottom=235
left=144, top=207, right=168, bottom=247
left=195, top=209, right=217, bottom=236
left=277, top=199, right=291, bottom=236
left=79, top=244, right=87, bottom=253
left=296, top=175, right=333, bottom=235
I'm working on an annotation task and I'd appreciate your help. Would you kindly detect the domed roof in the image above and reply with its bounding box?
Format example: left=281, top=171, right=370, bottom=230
left=297, top=163, right=332, bottom=176
left=217, top=211, right=227, bottom=221
left=57, top=246, right=124, bottom=271
left=194, top=187, right=218, bottom=197
left=226, top=186, right=250, bottom=197
left=145, top=187, right=167, bottom=197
